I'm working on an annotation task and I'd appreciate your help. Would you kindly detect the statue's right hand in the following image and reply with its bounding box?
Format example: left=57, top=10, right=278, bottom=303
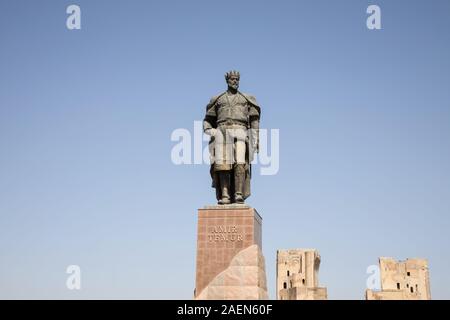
left=205, top=128, right=217, bottom=137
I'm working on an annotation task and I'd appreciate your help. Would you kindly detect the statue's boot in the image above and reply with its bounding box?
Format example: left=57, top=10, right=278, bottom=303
left=218, top=171, right=231, bottom=205
left=234, top=164, right=245, bottom=204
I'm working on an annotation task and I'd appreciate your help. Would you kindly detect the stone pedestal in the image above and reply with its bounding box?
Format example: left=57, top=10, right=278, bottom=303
left=194, top=205, right=268, bottom=300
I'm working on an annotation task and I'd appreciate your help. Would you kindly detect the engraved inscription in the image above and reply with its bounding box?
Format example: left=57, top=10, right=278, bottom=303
left=208, top=225, right=244, bottom=242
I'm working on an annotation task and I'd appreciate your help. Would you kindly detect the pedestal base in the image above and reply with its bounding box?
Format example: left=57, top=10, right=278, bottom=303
left=194, top=205, right=268, bottom=300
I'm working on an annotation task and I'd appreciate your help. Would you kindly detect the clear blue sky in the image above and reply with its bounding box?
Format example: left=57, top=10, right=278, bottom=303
left=1, top=0, right=449, bottom=299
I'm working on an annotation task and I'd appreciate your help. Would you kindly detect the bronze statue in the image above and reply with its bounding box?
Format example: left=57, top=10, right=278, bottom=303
left=203, top=71, right=261, bottom=204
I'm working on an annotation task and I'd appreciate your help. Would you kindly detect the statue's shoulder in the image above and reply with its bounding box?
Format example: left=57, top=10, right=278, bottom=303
left=209, top=94, right=220, bottom=104
left=207, top=92, right=226, bottom=109
left=239, top=92, right=260, bottom=108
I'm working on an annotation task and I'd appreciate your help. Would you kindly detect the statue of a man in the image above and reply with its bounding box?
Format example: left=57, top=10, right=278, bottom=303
left=203, top=71, right=261, bottom=204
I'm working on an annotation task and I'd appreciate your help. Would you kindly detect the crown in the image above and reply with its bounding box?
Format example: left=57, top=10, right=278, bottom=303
left=225, top=70, right=240, bottom=80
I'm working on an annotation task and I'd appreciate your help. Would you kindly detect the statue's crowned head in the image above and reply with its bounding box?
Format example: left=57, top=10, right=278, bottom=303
left=225, top=70, right=240, bottom=91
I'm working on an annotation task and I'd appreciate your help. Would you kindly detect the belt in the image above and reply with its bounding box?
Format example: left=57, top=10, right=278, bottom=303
left=217, top=119, right=247, bottom=126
